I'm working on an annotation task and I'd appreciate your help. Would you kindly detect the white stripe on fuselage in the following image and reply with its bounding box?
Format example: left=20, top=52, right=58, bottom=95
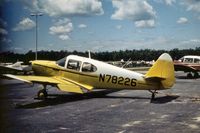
left=67, top=55, right=145, bottom=81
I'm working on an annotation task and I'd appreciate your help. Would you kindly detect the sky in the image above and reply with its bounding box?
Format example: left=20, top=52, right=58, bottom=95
left=0, top=0, right=200, bottom=53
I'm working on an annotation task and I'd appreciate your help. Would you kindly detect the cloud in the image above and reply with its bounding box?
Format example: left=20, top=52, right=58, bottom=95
left=182, top=39, right=200, bottom=44
left=1, top=37, right=12, bottom=43
left=153, top=0, right=176, bottom=5
left=0, top=18, right=7, bottom=27
left=179, top=39, right=200, bottom=49
left=135, top=19, right=155, bottom=28
left=165, top=0, right=176, bottom=5
left=13, top=17, right=35, bottom=31
left=100, top=37, right=199, bottom=51
left=111, top=0, right=156, bottom=28
left=174, top=0, right=200, bottom=21
left=116, top=25, right=122, bottom=29
left=24, top=0, right=104, bottom=17
left=54, top=18, right=71, bottom=25
left=0, top=18, right=11, bottom=44
left=0, top=28, right=8, bottom=35
left=78, top=24, right=87, bottom=28
left=177, top=17, right=188, bottom=24
left=182, top=0, right=200, bottom=13
left=49, top=23, right=73, bottom=35
left=59, top=35, right=70, bottom=40
left=21, top=0, right=40, bottom=11
left=0, top=19, right=8, bottom=35
left=50, top=19, right=73, bottom=35
left=49, top=18, right=73, bottom=40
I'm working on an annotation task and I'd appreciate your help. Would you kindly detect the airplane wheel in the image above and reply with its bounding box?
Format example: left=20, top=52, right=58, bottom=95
left=187, top=73, right=193, bottom=78
left=37, top=89, right=47, bottom=99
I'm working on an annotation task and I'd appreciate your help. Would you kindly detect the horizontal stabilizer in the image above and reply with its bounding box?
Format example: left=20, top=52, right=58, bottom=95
left=145, top=77, right=165, bottom=81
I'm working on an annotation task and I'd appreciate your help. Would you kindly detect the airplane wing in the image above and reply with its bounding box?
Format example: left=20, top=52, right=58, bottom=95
left=4, top=74, right=94, bottom=94
left=174, top=64, right=198, bottom=72
left=0, top=65, right=23, bottom=72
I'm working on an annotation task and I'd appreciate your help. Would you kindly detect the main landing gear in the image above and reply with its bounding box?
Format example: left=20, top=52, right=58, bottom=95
left=187, top=72, right=199, bottom=78
left=37, top=85, right=48, bottom=100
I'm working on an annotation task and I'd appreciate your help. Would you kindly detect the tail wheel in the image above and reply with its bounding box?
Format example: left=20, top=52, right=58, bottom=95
left=151, top=93, right=155, bottom=100
left=37, top=89, right=48, bottom=99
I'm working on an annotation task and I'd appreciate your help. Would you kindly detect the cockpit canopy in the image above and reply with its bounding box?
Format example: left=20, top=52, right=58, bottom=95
left=178, top=56, right=200, bottom=64
left=56, top=55, right=97, bottom=72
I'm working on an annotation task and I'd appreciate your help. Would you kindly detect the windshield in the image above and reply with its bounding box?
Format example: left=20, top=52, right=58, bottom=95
left=184, top=58, right=193, bottom=63
left=56, top=57, right=66, bottom=67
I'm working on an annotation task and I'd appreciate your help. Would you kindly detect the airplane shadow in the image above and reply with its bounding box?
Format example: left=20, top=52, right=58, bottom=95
left=151, top=95, right=179, bottom=104
left=15, top=89, right=122, bottom=109
left=15, top=90, right=179, bottom=109
left=176, top=74, right=200, bottom=79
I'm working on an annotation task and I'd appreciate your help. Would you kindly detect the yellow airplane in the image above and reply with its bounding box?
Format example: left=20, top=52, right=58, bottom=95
left=4, top=53, right=175, bottom=100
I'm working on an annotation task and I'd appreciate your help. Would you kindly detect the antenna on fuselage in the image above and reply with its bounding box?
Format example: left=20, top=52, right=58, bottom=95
left=122, top=58, right=132, bottom=68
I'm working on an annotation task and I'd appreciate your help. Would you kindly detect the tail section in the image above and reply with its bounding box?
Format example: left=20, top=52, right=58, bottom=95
left=145, top=53, right=175, bottom=89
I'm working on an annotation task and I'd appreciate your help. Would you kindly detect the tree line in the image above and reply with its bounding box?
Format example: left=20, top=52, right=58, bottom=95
left=0, top=47, right=200, bottom=64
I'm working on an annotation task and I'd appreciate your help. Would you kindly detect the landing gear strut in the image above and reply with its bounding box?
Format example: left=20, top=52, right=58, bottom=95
left=37, top=85, right=48, bottom=99
left=194, top=72, right=199, bottom=78
left=149, top=90, right=158, bottom=101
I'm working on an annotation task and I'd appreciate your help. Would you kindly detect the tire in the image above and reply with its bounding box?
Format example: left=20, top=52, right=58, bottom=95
left=37, top=89, right=47, bottom=99
left=187, top=73, right=193, bottom=78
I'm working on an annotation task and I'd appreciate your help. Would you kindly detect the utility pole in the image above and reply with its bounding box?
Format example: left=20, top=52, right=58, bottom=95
left=88, top=50, right=91, bottom=59
left=31, top=12, right=43, bottom=60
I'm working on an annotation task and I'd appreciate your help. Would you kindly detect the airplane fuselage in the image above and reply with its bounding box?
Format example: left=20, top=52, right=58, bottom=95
left=174, top=55, right=200, bottom=71
left=31, top=56, right=162, bottom=91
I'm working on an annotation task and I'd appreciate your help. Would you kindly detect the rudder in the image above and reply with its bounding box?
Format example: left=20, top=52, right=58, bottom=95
left=145, top=53, right=175, bottom=89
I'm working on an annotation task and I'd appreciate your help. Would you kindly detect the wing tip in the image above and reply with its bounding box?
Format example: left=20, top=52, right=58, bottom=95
left=3, top=74, right=32, bottom=84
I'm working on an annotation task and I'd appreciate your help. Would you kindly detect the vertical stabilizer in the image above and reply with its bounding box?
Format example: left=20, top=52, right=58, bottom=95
left=145, top=53, right=175, bottom=89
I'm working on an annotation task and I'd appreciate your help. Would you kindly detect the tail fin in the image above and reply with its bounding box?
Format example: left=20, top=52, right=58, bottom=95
left=145, top=53, right=175, bottom=89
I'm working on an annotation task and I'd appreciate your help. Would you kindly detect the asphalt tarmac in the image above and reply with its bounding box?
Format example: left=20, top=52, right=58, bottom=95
left=0, top=72, right=200, bottom=133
